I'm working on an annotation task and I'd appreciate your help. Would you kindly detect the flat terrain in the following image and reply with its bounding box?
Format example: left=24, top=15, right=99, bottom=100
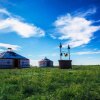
left=0, top=65, right=100, bottom=100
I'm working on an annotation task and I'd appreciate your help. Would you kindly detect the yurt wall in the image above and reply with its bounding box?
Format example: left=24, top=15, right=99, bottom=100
left=20, top=59, right=29, bottom=68
left=39, top=57, right=53, bottom=67
left=0, top=59, right=13, bottom=68
left=39, top=61, right=46, bottom=67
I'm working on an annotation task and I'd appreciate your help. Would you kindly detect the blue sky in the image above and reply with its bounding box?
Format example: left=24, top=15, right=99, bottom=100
left=0, top=0, right=100, bottom=66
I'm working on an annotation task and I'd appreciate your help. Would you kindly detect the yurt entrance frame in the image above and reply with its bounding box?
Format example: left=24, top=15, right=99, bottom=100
left=13, top=59, right=20, bottom=68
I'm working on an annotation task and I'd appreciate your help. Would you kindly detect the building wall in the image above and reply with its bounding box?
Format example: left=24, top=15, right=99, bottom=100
left=39, top=61, right=53, bottom=67
left=50, top=61, right=53, bottom=66
left=20, top=59, right=30, bottom=68
left=39, top=61, right=46, bottom=67
left=0, top=59, right=30, bottom=68
left=0, top=59, right=13, bottom=68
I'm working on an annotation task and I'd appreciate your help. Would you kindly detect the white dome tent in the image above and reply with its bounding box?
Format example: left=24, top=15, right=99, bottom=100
left=0, top=48, right=30, bottom=68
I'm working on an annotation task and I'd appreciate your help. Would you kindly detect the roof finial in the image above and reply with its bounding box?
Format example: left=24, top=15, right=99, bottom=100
left=7, top=48, right=12, bottom=52
left=44, top=57, right=47, bottom=59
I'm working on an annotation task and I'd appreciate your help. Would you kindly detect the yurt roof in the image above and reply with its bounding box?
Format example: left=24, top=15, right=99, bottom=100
left=41, top=57, right=53, bottom=62
left=0, top=51, right=28, bottom=59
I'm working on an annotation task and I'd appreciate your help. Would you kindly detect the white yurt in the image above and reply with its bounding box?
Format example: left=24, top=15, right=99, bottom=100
left=0, top=48, right=30, bottom=68
left=39, top=57, right=53, bottom=67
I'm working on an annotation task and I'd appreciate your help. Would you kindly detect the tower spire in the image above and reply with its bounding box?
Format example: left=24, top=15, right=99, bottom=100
left=59, top=43, right=62, bottom=60
left=68, top=45, right=70, bottom=60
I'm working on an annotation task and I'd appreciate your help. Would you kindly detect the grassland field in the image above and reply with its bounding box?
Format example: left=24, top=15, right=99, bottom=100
left=0, top=65, right=100, bottom=100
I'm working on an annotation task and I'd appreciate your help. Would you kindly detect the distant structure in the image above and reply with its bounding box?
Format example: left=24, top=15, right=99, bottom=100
left=39, top=57, right=53, bottom=67
left=0, top=48, right=30, bottom=68
left=59, top=43, right=72, bottom=69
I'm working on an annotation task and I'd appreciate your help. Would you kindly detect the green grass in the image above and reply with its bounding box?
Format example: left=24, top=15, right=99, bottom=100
left=0, top=65, right=100, bottom=100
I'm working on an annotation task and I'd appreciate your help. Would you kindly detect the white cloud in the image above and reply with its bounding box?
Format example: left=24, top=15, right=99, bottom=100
left=0, top=8, right=11, bottom=16
left=75, top=8, right=96, bottom=17
left=30, top=59, right=39, bottom=66
left=50, top=34, right=57, bottom=39
left=0, top=8, right=45, bottom=38
left=53, top=8, right=100, bottom=48
left=0, top=43, right=20, bottom=50
left=0, top=49, right=4, bottom=52
left=72, top=50, right=100, bottom=55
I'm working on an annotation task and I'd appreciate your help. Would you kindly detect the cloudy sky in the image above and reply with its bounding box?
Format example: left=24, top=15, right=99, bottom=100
left=0, top=0, right=100, bottom=66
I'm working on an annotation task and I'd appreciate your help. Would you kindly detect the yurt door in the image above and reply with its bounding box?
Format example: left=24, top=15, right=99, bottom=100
left=14, top=59, right=19, bottom=68
left=47, top=62, right=50, bottom=67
